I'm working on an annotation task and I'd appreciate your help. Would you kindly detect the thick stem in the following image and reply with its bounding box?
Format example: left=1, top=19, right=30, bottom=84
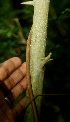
left=30, top=0, right=50, bottom=115
left=24, top=0, right=50, bottom=122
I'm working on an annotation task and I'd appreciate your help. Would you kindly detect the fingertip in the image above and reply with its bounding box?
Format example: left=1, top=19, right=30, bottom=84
left=10, top=57, right=22, bottom=68
left=19, top=62, right=26, bottom=76
left=22, top=62, right=26, bottom=68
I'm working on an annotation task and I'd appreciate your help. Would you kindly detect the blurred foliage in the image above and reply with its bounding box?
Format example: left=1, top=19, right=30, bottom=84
left=0, top=0, right=70, bottom=122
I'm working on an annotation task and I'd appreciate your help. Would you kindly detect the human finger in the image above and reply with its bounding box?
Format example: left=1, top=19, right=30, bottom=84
left=0, top=57, right=22, bottom=83
left=12, top=97, right=26, bottom=119
left=7, top=76, right=27, bottom=103
left=3, top=62, right=26, bottom=91
left=0, top=63, right=3, bottom=68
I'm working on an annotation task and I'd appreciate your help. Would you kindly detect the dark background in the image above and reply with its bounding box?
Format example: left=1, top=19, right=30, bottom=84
left=0, top=0, right=70, bottom=122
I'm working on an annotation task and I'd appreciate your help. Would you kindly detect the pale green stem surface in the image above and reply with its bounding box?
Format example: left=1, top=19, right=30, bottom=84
left=24, top=0, right=50, bottom=122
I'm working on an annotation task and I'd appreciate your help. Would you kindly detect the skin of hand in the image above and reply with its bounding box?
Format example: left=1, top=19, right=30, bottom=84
left=0, top=57, right=27, bottom=122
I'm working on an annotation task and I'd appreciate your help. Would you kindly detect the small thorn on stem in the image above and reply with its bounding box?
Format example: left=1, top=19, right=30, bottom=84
left=20, top=1, right=34, bottom=6
left=42, top=52, right=53, bottom=67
